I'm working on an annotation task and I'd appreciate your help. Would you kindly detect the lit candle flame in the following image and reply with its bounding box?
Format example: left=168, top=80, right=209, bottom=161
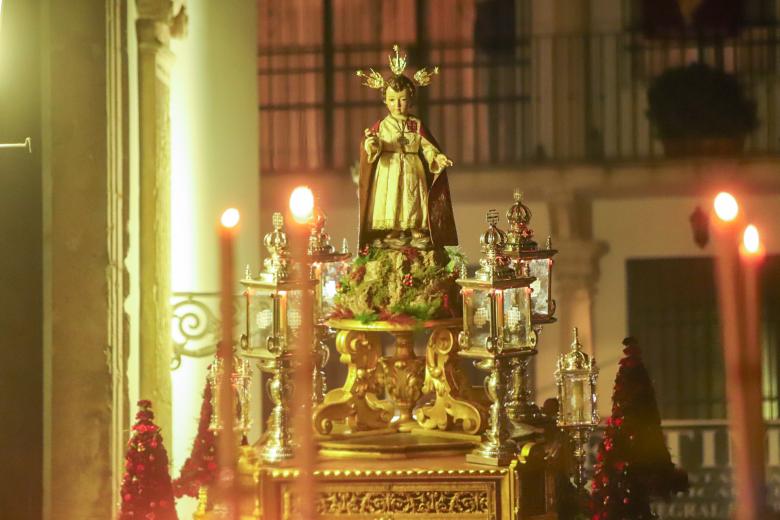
left=290, top=186, right=315, bottom=223
left=220, top=208, right=240, bottom=229
left=713, top=192, right=739, bottom=222
left=742, top=224, right=761, bottom=255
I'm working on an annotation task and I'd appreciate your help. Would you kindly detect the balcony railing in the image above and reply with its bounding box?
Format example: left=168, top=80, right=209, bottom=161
left=258, top=28, right=780, bottom=173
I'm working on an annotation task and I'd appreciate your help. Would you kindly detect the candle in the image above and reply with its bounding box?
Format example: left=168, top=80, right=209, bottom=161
left=218, top=207, right=240, bottom=517
left=288, top=187, right=316, bottom=520
left=739, top=224, right=768, bottom=514
left=711, top=193, right=765, bottom=519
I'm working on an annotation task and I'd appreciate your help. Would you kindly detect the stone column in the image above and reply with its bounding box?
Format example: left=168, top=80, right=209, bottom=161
left=135, top=0, right=186, bottom=439
left=547, top=193, right=607, bottom=356
left=41, top=1, right=132, bottom=517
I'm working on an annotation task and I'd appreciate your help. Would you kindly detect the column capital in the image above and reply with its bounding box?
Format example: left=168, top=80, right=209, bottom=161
left=136, top=0, right=184, bottom=22
left=553, top=238, right=609, bottom=294
left=136, top=0, right=188, bottom=45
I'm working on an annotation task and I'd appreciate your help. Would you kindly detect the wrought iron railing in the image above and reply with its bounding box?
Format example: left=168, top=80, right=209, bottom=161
left=259, top=28, right=780, bottom=173
left=170, top=292, right=245, bottom=369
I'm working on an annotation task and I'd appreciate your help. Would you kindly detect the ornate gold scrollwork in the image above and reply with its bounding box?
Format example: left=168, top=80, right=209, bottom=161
left=415, top=326, right=487, bottom=434
left=313, top=330, right=394, bottom=434
left=282, top=482, right=494, bottom=518
left=379, top=331, right=425, bottom=430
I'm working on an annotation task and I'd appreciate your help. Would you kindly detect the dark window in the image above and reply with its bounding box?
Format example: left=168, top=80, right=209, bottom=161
left=257, top=0, right=533, bottom=174
left=627, top=256, right=780, bottom=420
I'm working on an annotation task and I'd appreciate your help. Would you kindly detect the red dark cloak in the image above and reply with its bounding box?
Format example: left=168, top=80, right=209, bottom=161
left=358, top=117, right=458, bottom=249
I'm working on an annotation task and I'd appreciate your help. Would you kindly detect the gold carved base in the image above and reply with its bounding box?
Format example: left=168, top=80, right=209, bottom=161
left=415, top=326, right=487, bottom=434
left=378, top=330, right=425, bottom=430
left=312, top=329, right=394, bottom=434
left=255, top=452, right=558, bottom=520
left=314, top=319, right=484, bottom=437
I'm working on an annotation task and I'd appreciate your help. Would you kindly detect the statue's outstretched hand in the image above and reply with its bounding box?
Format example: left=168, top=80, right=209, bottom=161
left=364, top=128, right=380, bottom=155
left=435, top=154, right=454, bottom=172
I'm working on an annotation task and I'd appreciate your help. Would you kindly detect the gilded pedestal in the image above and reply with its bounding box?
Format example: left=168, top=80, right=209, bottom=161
left=415, top=325, right=487, bottom=435
left=255, top=452, right=557, bottom=519
left=313, top=328, right=394, bottom=434
left=379, top=330, right=425, bottom=430
left=313, top=318, right=483, bottom=436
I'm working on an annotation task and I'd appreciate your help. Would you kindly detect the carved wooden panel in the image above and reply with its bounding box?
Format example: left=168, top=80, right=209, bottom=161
left=281, top=481, right=497, bottom=519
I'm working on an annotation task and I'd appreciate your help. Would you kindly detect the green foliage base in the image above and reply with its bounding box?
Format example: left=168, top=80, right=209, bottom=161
left=331, top=246, right=464, bottom=324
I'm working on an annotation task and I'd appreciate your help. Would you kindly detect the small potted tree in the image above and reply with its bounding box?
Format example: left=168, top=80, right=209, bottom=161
left=646, top=63, right=758, bottom=157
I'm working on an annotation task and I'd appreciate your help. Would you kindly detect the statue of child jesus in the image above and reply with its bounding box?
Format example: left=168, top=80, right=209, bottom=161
left=357, top=46, right=458, bottom=250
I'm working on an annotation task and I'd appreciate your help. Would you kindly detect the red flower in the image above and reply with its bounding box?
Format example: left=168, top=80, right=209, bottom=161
left=401, top=246, right=419, bottom=263
left=402, top=273, right=414, bottom=287
left=351, top=265, right=366, bottom=283
left=327, top=307, right=354, bottom=320
left=406, top=119, right=418, bottom=133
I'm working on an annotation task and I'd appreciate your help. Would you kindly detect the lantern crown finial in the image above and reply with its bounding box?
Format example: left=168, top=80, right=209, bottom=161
left=307, top=200, right=335, bottom=256
left=571, top=327, right=582, bottom=351
left=475, top=210, right=515, bottom=281
left=486, top=209, right=500, bottom=227
left=557, top=326, right=597, bottom=373
left=505, top=189, right=536, bottom=252
left=262, top=212, right=290, bottom=280
left=272, top=212, right=284, bottom=230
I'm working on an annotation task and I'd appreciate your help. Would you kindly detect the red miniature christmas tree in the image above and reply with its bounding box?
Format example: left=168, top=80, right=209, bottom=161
left=173, top=379, right=218, bottom=498
left=590, top=337, right=688, bottom=519
left=118, top=400, right=178, bottom=520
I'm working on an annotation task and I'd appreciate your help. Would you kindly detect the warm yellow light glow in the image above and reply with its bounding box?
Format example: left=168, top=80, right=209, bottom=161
left=713, top=192, right=739, bottom=222
left=743, top=224, right=761, bottom=254
left=289, top=186, right=314, bottom=223
left=221, top=207, right=240, bottom=229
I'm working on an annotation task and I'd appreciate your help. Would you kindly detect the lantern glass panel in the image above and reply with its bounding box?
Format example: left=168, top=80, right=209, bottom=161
left=319, top=261, right=348, bottom=318
left=529, top=258, right=550, bottom=316
left=501, top=287, right=530, bottom=349
left=464, top=288, right=491, bottom=350
left=247, top=287, right=275, bottom=351
left=285, top=289, right=303, bottom=344
left=560, top=373, right=593, bottom=426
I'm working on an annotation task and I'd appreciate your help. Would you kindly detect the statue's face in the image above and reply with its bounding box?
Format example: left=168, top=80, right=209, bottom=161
left=384, top=86, right=409, bottom=117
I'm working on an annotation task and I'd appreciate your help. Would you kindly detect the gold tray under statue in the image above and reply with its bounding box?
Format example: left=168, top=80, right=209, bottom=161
left=312, top=318, right=488, bottom=442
